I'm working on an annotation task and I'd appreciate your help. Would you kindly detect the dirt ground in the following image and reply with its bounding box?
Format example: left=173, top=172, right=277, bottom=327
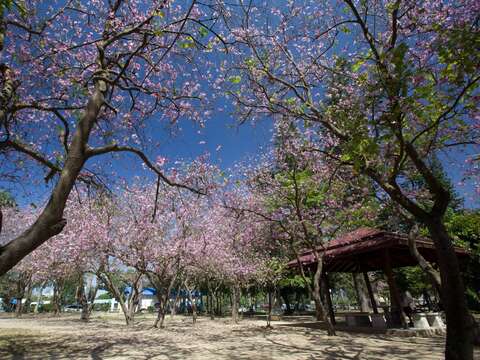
left=0, top=313, right=476, bottom=359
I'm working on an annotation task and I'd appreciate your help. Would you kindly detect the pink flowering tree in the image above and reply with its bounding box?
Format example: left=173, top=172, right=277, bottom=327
left=0, top=206, right=41, bottom=315
left=91, top=197, right=145, bottom=326
left=113, top=159, right=221, bottom=328
left=0, top=0, right=224, bottom=275
left=226, top=1, right=479, bottom=356
left=199, top=200, right=268, bottom=323
left=227, top=125, right=375, bottom=335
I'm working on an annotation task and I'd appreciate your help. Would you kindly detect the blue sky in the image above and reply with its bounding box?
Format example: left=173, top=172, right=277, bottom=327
left=10, top=113, right=478, bottom=210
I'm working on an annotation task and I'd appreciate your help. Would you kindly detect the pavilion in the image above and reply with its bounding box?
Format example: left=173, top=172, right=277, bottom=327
left=288, top=227, right=469, bottom=329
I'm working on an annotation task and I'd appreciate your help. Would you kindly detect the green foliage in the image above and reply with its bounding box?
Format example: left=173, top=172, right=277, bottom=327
left=395, top=266, right=432, bottom=297
left=179, top=36, right=195, bottom=49
left=278, top=274, right=307, bottom=288
left=445, top=211, right=480, bottom=251
left=445, top=210, right=480, bottom=310
left=0, top=0, right=26, bottom=15
left=198, top=26, right=209, bottom=38
left=93, top=303, right=110, bottom=312
left=97, top=292, right=113, bottom=300
left=228, top=75, right=242, bottom=84
left=0, top=190, right=16, bottom=208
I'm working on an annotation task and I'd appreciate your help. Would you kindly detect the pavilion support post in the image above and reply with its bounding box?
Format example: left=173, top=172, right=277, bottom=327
left=321, top=272, right=336, bottom=326
left=383, top=250, right=407, bottom=328
left=363, top=272, right=378, bottom=314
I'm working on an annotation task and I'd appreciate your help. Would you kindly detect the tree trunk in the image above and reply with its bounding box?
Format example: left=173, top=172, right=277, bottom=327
left=408, top=224, right=442, bottom=293
left=209, top=289, right=216, bottom=320
left=352, top=273, right=371, bottom=312
left=170, top=291, right=179, bottom=318
left=231, top=283, right=240, bottom=323
left=153, top=309, right=166, bottom=328
left=0, top=63, right=107, bottom=276
left=14, top=298, right=22, bottom=317
left=426, top=218, right=474, bottom=360
left=35, top=283, right=45, bottom=314
left=99, top=272, right=141, bottom=326
left=23, top=284, right=32, bottom=314
left=297, top=251, right=336, bottom=336
left=280, top=288, right=292, bottom=315
left=77, top=274, right=98, bottom=322
left=149, top=272, right=176, bottom=329
left=52, top=280, right=64, bottom=315
left=266, top=290, right=273, bottom=328
left=184, top=280, right=198, bottom=325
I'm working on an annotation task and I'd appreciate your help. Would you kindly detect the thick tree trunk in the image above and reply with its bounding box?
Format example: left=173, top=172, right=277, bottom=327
left=426, top=218, right=474, bottom=360
left=0, top=70, right=107, bottom=276
left=294, top=250, right=336, bottom=335
left=297, top=251, right=336, bottom=336
left=384, top=250, right=408, bottom=329
left=352, top=273, right=371, bottom=312
left=52, top=281, right=63, bottom=315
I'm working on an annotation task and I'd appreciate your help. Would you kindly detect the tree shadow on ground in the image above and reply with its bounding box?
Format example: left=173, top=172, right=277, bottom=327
left=0, top=315, right=458, bottom=359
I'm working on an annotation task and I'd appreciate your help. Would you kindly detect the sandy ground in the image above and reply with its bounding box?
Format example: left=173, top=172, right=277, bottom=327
left=0, top=313, right=476, bottom=359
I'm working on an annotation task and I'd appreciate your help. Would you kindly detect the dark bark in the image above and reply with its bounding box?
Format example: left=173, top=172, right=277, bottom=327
left=207, top=282, right=216, bottom=320
left=0, top=76, right=107, bottom=275
left=22, top=283, right=33, bottom=313
left=426, top=218, right=474, bottom=360
left=363, top=272, right=378, bottom=314
left=280, top=288, right=292, bottom=314
left=13, top=274, right=30, bottom=317
left=148, top=272, right=177, bottom=329
left=231, top=283, right=240, bottom=323
left=266, top=290, right=273, bottom=328
left=153, top=309, right=166, bottom=328
left=322, top=273, right=336, bottom=326
left=170, top=291, right=179, bottom=318
left=384, top=250, right=408, bottom=328
left=52, top=280, right=64, bottom=315
left=296, top=250, right=335, bottom=336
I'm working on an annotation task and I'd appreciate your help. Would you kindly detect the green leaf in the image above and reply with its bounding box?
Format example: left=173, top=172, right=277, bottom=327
left=228, top=75, right=242, bottom=84
left=153, top=10, right=164, bottom=18
left=352, top=59, right=365, bottom=72
left=179, top=41, right=195, bottom=49
left=198, top=27, right=209, bottom=37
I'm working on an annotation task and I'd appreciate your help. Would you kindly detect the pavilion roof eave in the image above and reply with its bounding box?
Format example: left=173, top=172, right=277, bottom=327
left=288, top=227, right=469, bottom=273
